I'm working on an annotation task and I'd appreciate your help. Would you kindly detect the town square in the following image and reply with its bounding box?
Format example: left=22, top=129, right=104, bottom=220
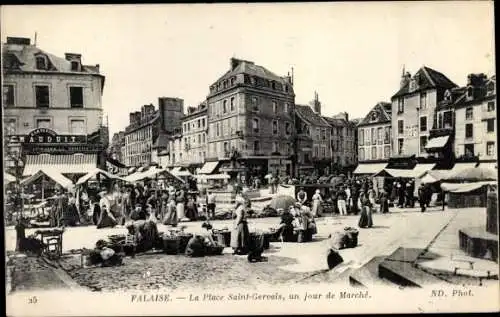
left=2, top=2, right=498, bottom=315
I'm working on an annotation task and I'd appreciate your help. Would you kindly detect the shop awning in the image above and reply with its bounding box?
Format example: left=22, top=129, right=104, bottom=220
left=478, top=162, right=497, bottom=170
left=425, top=135, right=450, bottom=150
left=353, top=163, right=387, bottom=175
left=4, top=173, right=16, bottom=184
left=198, top=162, right=219, bottom=174
left=196, top=173, right=230, bottom=180
left=172, top=170, right=192, bottom=177
left=21, top=169, right=74, bottom=190
left=23, top=154, right=97, bottom=176
left=419, top=170, right=455, bottom=183
left=449, top=162, right=478, bottom=175
left=441, top=181, right=496, bottom=193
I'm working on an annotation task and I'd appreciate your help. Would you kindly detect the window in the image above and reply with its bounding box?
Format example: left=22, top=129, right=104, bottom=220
left=70, top=119, right=85, bottom=134
left=285, top=122, right=291, bottom=135
left=487, top=101, right=495, bottom=112
left=314, top=146, right=319, bottom=157
left=223, top=142, right=229, bottom=154
left=321, top=129, right=326, bottom=140
left=272, top=120, right=278, bottom=134
left=5, top=118, right=16, bottom=135
left=364, top=129, right=370, bottom=146
left=70, top=87, right=83, bottom=108
left=286, top=143, right=291, bottom=155
left=487, top=142, right=495, bottom=156
left=443, top=111, right=453, bottom=129
left=272, top=142, right=278, bottom=153
left=371, top=128, right=376, bottom=145
left=321, top=147, right=326, bottom=157
left=230, top=97, right=235, bottom=111
left=223, top=100, right=228, bottom=113
left=371, top=147, right=377, bottom=159
left=465, top=123, right=473, bottom=138
left=252, top=97, right=258, bottom=111
left=202, top=118, right=206, bottom=128
left=252, top=118, right=259, bottom=133
left=398, top=138, right=404, bottom=155
left=465, top=107, right=473, bottom=120
left=216, top=123, right=220, bottom=137
left=3, top=85, right=14, bottom=107
left=202, top=133, right=205, bottom=143
left=359, top=128, right=364, bottom=145
left=36, top=119, right=51, bottom=129
left=35, top=85, right=50, bottom=108
left=384, top=126, right=391, bottom=144
left=464, top=144, right=474, bottom=157
left=284, top=102, right=289, bottom=113
left=420, top=92, right=427, bottom=109
left=420, top=116, right=427, bottom=132
left=398, top=120, right=404, bottom=134
left=198, top=134, right=201, bottom=144
left=377, top=127, right=383, bottom=145
left=487, top=119, right=495, bottom=132
left=384, top=145, right=391, bottom=159
left=398, top=98, right=405, bottom=113
left=420, top=136, right=427, bottom=153
left=272, top=101, right=277, bottom=114
left=359, top=148, right=365, bottom=161
left=36, top=56, right=46, bottom=70
left=71, top=61, right=79, bottom=71
left=253, top=140, right=260, bottom=152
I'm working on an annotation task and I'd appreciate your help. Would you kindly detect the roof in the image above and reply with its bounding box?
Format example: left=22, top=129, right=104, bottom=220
left=392, top=66, right=457, bottom=99
left=216, top=58, right=288, bottom=85
left=357, top=102, right=392, bottom=127
left=2, top=43, right=100, bottom=75
left=295, top=105, right=330, bottom=127
left=323, top=117, right=347, bottom=127
left=153, top=133, right=170, bottom=150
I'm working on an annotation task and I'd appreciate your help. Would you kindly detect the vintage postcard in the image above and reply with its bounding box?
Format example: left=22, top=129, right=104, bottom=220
left=3, top=2, right=498, bottom=316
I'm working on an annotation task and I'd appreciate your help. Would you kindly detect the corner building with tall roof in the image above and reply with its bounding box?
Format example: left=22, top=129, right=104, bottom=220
left=204, top=58, right=296, bottom=180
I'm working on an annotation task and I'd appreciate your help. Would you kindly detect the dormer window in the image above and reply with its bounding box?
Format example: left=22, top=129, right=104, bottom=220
left=71, top=61, right=80, bottom=71
left=36, top=56, right=47, bottom=70
left=370, top=112, right=378, bottom=122
left=467, top=87, right=473, bottom=98
left=409, top=78, right=417, bottom=92
left=487, top=81, right=495, bottom=94
left=444, top=90, right=452, bottom=101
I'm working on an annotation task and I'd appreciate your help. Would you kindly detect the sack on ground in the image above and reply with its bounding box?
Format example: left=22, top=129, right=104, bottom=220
left=328, top=231, right=348, bottom=250
left=326, top=248, right=344, bottom=270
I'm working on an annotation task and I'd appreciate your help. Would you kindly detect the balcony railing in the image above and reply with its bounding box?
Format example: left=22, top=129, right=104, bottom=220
left=429, top=127, right=454, bottom=138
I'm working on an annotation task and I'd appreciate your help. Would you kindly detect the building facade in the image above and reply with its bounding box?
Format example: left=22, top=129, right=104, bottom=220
left=205, top=58, right=295, bottom=178
left=2, top=36, right=107, bottom=178
left=109, top=131, right=125, bottom=163
left=180, top=103, right=208, bottom=170
left=356, top=102, right=393, bottom=163
left=324, top=112, right=358, bottom=172
left=123, top=97, right=184, bottom=168
left=453, top=74, right=496, bottom=163
left=295, top=102, right=331, bottom=175
left=390, top=66, right=457, bottom=157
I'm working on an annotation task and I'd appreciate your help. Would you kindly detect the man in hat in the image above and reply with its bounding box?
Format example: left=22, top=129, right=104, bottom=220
left=418, top=183, right=427, bottom=213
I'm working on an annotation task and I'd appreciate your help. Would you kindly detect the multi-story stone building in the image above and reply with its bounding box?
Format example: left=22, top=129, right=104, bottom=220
left=205, top=58, right=295, bottom=179
left=323, top=111, right=358, bottom=173
left=123, top=97, right=184, bottom=167
left=109, top=131, right=125, bottom=163
left=353, top=102, right=392, bottom=175
left=295, top=98, right=331, bottom=175
left=452, top=74, right=496, bottom=166
left=180, top=103, right=208, bottom=171
left=2, top=36, right=108, bottom=178
left=390, top=66, right=457, bottom=157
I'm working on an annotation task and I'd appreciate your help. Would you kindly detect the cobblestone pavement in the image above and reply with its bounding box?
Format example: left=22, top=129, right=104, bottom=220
left=7, top=255, right=68, bottom=292
left=58, top=253, right=312, bottom=292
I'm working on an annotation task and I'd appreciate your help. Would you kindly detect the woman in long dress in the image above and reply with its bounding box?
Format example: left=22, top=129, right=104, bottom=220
left=97, top=191, right=118, bottom=229
left=176, top=188, right=187, bottom=221
left=311, top=189, right=323, bottom=217
left=163, top=198, right=178, bottom=226
left=230, top=200, right=250, bottom=255
left=358, top=190, right=373, bottom=228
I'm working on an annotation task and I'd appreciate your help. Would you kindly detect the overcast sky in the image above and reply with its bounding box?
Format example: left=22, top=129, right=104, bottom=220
left=2, top=2, right=495, bottom=136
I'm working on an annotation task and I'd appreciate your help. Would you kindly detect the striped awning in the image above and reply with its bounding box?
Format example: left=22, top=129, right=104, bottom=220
left=23, top=154, right=97, bottom=176
left=198, top=162, right=219, bottom=174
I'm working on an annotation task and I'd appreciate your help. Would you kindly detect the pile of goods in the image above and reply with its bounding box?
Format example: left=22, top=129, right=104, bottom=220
left=250, top=230, right=272, bottom=250
left=321, top=199, right=336, bottom=214
left=249, top=207, right=278, bottom=218
left=161, top=229, right=194, bottom=255
left=212, top=227, right=231, bottom=247
left=328, top=227, right=359, bottom=250
left=185, top=235, right=225, bottom=257
left=82, top=240, right=124, bottom=267
left=212, top=209, right=233, bottom=220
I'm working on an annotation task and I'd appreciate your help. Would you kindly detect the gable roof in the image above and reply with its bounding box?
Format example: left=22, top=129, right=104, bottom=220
left=2, top=43, right=100, bottom=75
left=392, top=66, right=457, bottom=99
left=295, top=105, right=330, bottom=127
left=217, top=58, right=288, bottom=85
left=323, top=117, right=346, bottom=127
left=357, top=102, right=392, bottom=127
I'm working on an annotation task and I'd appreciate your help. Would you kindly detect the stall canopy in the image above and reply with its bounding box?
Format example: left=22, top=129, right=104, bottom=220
left=425, top=136, right=450, bottom=150
left=125, top=167, right=184, bottom=183
left=379, top=164, right=436, bottom=178
left=353, top=163, right=388, bottom=175
left=449, top=162, right=478, bottom=176
left=478, top=162, right=497, bottom=170
left=198, top=162, right=219, bottom=174
left=172, top=169, right=192, bottom=177
left=441, top=181, right=497, bottom=193
left=419, top=170, right=455, bottom=183
left=23, top=154, right=97, bottom=176
left=444, top=166, right=497, bottom=182
left=76, top=168, right=125, bottom=186
left=196, top=173, right=230, bottom=180
left=21, top=169, right=74, bottom=190
left=4, top=173, right=16, bottom=184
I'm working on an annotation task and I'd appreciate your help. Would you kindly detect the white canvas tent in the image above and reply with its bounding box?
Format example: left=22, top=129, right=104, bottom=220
left=21, top=169, right=74, bottom=190
left=4, top=173, right=16, bottom=184
left=76, top=168, right=125, bottom=186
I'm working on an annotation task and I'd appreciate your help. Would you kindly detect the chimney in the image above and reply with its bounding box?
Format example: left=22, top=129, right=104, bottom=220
left=400, top=67, right=412, bottom=88
left=95, top=64, right=100, bottom=72
left=230, top=58, right=240, bottom=70
left=64, top=53, right=82, bottom=63
left=311, top=91, right=322, bottom=115
left=343, top=112, right=349, bottom=122
left=129, top=113, right=135, bottom=125
left=6, top=37, right=31, bottom=45
left=134, top=111, right=141, bottom=123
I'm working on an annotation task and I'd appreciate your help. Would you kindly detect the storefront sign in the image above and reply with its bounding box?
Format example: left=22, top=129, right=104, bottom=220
left=404, top=125, right=418, bottom=138
left=10, top=128, right=87, bottom=144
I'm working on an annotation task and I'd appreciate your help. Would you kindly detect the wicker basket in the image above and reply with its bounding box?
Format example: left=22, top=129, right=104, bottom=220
left=212, top=230, right=231, bottom=247
left=162, top=236, right=180, bottom=255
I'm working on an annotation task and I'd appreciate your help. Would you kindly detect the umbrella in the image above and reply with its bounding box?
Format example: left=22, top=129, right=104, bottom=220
left=444, top=166, right=498, bottom=182
left=264, top=174, right=273, bottom=179
left=268, top=195, right=296, bottom=211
